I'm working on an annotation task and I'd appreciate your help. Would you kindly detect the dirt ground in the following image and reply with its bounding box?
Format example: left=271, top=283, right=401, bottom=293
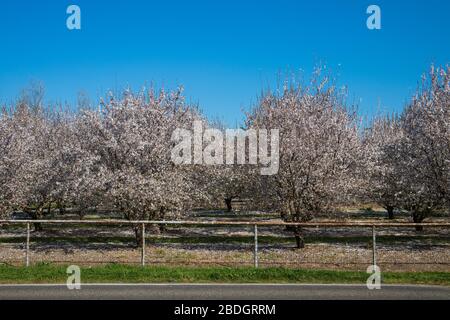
left=1, top=243, right=449, bottom=272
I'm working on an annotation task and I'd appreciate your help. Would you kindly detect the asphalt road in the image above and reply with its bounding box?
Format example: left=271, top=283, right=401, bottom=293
left=0, top=284, right=449, bottom=300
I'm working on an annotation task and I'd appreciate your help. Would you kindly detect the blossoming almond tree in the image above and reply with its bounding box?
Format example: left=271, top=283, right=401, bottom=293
left=363, top=114, right=403, bottom=219
left=246, top=71, right=364, bottom=248
left=1, top=103, right=76, bottom=230
left=197, top=120, right=257, bottom=211
left=75, top=88, right=203, bottom=245
left=395, top=66, right=450, bottom=229
left=0, top=106, right=27, bottom=218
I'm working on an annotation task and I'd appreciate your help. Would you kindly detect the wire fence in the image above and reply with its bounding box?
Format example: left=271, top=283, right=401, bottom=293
left=0, top=219, right=449, bottom=269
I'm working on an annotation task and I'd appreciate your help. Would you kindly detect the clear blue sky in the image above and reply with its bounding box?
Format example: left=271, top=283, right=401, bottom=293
left=0, top=0, right=448, bottom=126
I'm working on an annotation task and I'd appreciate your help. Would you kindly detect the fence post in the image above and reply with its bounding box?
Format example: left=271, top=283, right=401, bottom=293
left=372, top=225, right=376, bottom=267
left=141, top=223, right=146, bottom=267
left=25, top=222, right=30, bottom=267
left=254, top=224, right=258, bottom=268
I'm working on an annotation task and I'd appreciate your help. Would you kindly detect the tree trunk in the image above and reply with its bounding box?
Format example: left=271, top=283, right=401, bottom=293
left=27, top=208, right=43, bottom=232
left=57, top=202, right=65, bottom=215
left=33, top=221, right=43, bottom=232
left=225, top=197, right=233, bottom=212
left=158, top=207, right=166, bottom=233
left=412, top=212, right=424, bottom=231
left=280, top=212, right=287, bottom=228
left=134, top=225, right=143, bottom=248
left=293, top=226, right=305, bottom=249
left=78, top=210, right=85, bottom=220
left=386, top=205, right=394, bottom=220
left=285, top=225, right=294, bottom=232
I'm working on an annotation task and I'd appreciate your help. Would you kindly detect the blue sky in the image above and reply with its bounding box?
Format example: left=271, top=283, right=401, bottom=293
left=0, top=0, right=449, bottom=126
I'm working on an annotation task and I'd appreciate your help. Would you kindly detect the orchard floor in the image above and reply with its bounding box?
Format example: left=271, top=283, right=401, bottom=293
left=0, top=208, right=449, bottom=272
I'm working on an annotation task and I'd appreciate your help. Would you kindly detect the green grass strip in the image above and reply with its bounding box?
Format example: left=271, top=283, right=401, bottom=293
left=0, top=264, right=448, bottom=286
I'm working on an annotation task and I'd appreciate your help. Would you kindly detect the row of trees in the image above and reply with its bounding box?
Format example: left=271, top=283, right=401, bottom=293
left=0, top=65, right=449, bottom=246
left=363, top=66, right=450, bottom=229
left=246, top=66, right=449, bottom=245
